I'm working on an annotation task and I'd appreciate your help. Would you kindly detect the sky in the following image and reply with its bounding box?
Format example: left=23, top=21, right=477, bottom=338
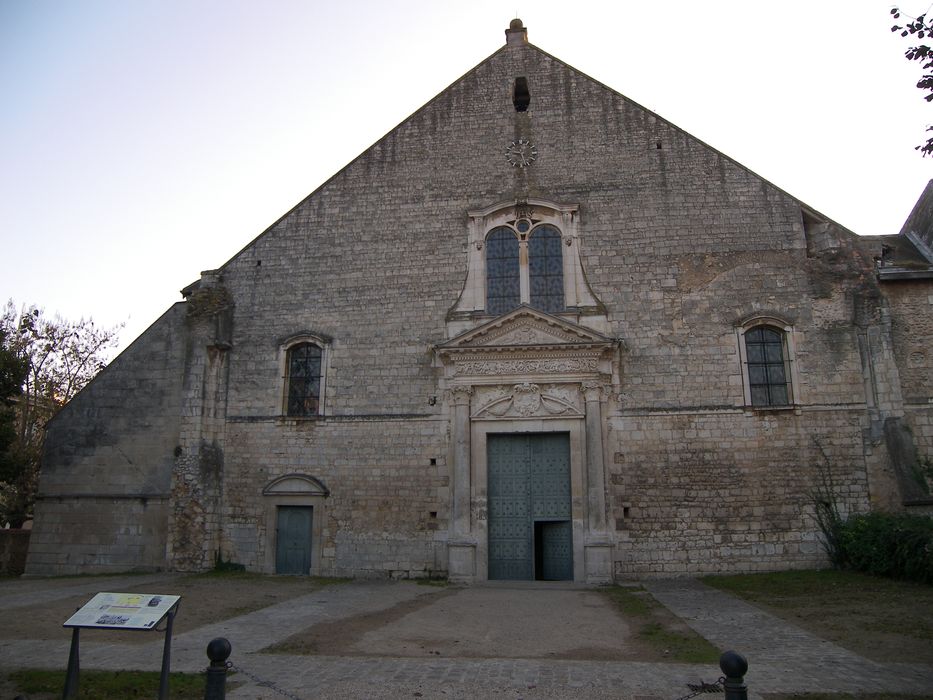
left=1, top=0, right=931, bottom=354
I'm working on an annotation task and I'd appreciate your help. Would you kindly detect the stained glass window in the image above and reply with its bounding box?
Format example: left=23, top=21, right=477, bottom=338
left=286, top=343, right=322, bottom=416
left=529, top=225, right=564, bottom=313
left=486, top=227, right=520, bottom=315
left=745, top=327, right=789, bottom=406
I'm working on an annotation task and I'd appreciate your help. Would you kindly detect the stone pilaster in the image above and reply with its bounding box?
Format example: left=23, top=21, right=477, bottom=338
left=447, top=385, right=476, bottom=582
left=582, top=380, right=612, bottom=583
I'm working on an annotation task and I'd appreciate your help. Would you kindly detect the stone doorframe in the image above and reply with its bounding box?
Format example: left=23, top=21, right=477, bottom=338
left=261, top=474, right=329, bottom=576
left=433, top=306, right=622, bottom=584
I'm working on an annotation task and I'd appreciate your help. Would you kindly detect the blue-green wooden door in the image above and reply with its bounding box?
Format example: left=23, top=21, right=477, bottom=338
left=487, top=433, right=572, bottom=580
left=275, top=506, right=312, bottom=575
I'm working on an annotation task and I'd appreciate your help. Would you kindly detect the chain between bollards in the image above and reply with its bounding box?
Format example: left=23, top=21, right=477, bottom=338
left=198, top=639, right=745, bottom=700
left=204, top=637, right=232, bottom=700
left=719, top=649, right=749, bottom=700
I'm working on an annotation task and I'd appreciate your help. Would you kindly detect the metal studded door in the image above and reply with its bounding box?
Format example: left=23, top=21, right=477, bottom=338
left=539, top=521, right=573, bottom=580
left=275, top=506, right=312, bottom=575
left=487, top=435, right=533, bottom=580
left=487, top=433, right=572, bottom=581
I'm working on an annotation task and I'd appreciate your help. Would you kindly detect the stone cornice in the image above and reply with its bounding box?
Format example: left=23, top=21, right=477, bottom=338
left=436, top=305, right=618, bottom=356
left=437, top=342, right=614, bottom=357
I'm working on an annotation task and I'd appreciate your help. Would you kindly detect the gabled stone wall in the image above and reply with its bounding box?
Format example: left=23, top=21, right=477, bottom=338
left=26, top=305, right=188, bottom=575
left=27, top=26, right=928, bottom=579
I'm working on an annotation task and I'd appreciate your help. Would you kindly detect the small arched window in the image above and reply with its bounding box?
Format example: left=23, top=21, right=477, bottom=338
left=743, top=325, right=791, bottom=407
left=528, top=225, right=564, bottom=312
left=285, top=343, right=323, bottom=416
left=485, top=227, right=521, bottom=315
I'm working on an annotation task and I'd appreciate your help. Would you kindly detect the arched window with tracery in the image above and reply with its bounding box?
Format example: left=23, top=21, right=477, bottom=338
left=528, top=225, right=564, bottom=312
left=484, top=220, right=566, bottom=315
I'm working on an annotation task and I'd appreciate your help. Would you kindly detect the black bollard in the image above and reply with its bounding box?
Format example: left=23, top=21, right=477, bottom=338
left=204, top=637, right=232, bottom=700
left=719, top=650, right=749, bottom=700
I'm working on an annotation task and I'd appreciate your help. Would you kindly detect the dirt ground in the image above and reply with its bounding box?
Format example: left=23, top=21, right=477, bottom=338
left=0, top=572, right=336, bottom=646
left=10, top=571, right=925, bottom=664
left=269, top=585, right=659, bottom=661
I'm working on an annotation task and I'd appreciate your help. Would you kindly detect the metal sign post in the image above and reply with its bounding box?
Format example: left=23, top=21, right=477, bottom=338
left=62, top=592, right=181, bottom=700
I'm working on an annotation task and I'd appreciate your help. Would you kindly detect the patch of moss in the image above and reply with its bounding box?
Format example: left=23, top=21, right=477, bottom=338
left=601, top=585, right=720, bottom=663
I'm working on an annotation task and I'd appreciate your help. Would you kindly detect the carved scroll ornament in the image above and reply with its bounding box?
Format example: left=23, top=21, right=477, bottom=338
left=473, top=383, right=583, bottom=418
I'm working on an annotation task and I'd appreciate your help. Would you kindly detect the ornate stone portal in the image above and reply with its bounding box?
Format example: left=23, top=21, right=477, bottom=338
left=434, top=306, right=621, bottom=583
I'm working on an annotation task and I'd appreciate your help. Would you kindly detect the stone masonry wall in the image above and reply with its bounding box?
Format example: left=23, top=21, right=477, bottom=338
left=220, top=417, right=449, bottom=577
left=166, top=279, right=233, bottom=572
left=609, top=410, right=869, bottom=577
left=886, top=281, right=933, bottom=412
left=26, top=305, right=188, bottom=575
left=198, top=40, right=902, bottom=577
left=884, top=280, right=933, bottom=504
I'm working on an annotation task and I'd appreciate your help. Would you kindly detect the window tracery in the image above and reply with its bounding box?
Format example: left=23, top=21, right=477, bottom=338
left=284, top=342, right=323, bottom=417
left=483, top=221, right=565, bottom=314
left=448, top=199, right=604, bottom=332
left=486, top=227, right=521, bottom=314
left=528, top=225, right=564, bottom=312
left=736, top=318, right=797, bottom=408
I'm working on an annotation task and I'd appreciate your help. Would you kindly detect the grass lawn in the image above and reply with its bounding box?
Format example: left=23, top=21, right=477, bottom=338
left=5, top=669, right=217, bottom=699
left=601, top=585, right=721, bottom=663
left=702, top=569, right=933, bottom=664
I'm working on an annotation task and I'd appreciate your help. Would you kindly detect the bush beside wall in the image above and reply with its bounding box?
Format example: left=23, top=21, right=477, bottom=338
left=832, top=512, right=933, bottom=584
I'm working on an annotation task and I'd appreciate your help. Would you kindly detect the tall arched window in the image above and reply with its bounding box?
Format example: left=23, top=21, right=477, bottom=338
left=485, top=227, right=521, bottom=315
left=286, top=343, right=323, bottom=416
left=484, top=220, right=566, bottom=315
left=744, top=326, right=790, bottom=407
left=529, top=225, right=564, bottom=312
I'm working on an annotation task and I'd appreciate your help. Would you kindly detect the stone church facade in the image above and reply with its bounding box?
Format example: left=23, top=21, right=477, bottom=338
left=26, top=20, right=933, bottom=581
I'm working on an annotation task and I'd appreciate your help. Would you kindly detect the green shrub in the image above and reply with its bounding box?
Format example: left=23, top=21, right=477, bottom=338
left=834, top=512, right=933, bottom=584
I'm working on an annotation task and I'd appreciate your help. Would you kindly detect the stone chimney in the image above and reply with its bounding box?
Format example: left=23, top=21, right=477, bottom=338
left=506, top=18, right=528, bottom=46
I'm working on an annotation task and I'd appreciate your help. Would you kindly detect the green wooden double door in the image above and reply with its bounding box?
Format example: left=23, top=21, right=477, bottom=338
left=487, top=433, right=573, bottom=581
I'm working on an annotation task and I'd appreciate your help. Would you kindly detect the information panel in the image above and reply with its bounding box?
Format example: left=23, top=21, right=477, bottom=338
left=63, top=592, right=181, bottom=630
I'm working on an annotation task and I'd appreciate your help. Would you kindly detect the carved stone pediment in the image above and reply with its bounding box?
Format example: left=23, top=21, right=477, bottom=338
left=435, top=306, right=619, bottom=381
left=438, top=306, right=614, bottom=352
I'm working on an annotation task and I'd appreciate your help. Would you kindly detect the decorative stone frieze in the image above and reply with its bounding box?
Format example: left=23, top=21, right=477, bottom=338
left=472, top=382, right=583, bottom=419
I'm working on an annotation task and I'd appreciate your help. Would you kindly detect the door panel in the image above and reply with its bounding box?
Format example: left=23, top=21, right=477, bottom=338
left=487, top=433, right=572, bottom=581
left=540, top=520, right=573, bottom=581
left=487, top=435, right=533, bottom=580
left=275, top=506, right=312, bottom=575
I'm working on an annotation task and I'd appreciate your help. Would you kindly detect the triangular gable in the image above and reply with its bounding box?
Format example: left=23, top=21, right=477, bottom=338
left=212, top=27, right=860, bottom=280
left=437, top=305, right=615, bottom=353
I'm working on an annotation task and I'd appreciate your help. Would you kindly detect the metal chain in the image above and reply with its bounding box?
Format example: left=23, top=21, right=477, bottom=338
left=225, top=662, right=723, bottom=700
left=229, top=661, right=306, bottom=700
left=672, top=676, right=725, bottom=700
